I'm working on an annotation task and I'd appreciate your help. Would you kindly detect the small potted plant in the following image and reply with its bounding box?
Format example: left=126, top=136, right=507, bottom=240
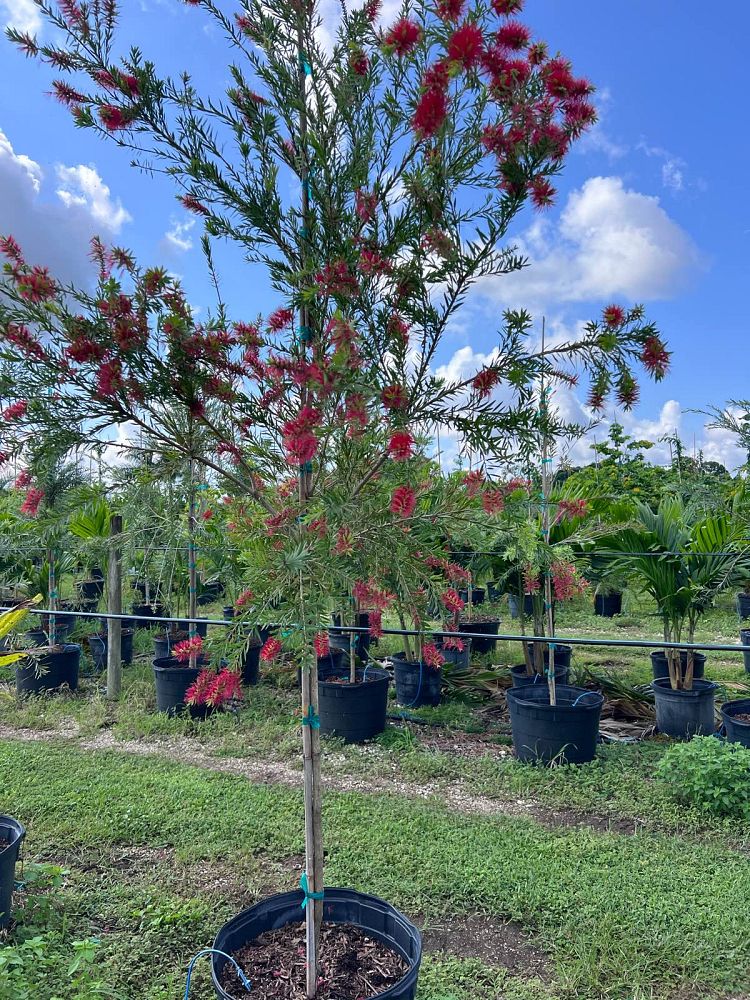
left=185, top=665, right=243, bottom=719
left=153, top=633, right=206, bottom=715
left=592, top=571, right=628, bottom=618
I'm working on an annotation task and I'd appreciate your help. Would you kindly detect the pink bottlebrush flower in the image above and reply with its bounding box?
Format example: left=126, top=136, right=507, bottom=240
left=207, top=668, right=243, bottom=707
left=98, top=104, right=133, bottom=130
left=447, top=23, right=484, bottom=69
left=504, top=476, right=531, bottom=494
left=315, top=260, right=358, bottom=298
left=0, top=235, right=24, bottom=265
left=496, top=20, right=530, bottom=50
left=283, top=431, right=318, bottom=465
left=14, top=469, right=31, bottom=489
left=530, top=176, right=556, bottom=210
left=472, top=367, right=501, bottom=398
left=350, top=50, right=369, bottom=76
left=446, top=562, right=471, bottom=583
left=493, top=0, right=524, bottom=13
left=235, top=589, right=254, bottom=608
left=355, top=188, right=378, bottom=223
left=524, top=565, right=541, bottom=594
left=344, top=393, right=368, bottom=437
left=173, top=635, right=204, bottom=663
left=260, top=636, right=282, bottom=662
left=640, top=336, right=670, bottom=380
left=20, top=487, right=44, bottom=517
left=463, top=470, right=485, bottom=497
left=313, top=633, right=330, bottom=658
left=412, top=85, right=449, bottom=139
left=564, top=97, right=597, bottom=137
left=358, top=248, right=391, bottom=275
left=383, top=18, right=422, bottom=57
left=17, top=266, right=56, bottom=303
left=364, top=0, right=381, bottom=21
left=443, top=634, right=464, bottom=652
left=369, top=610, right=383, bottom=640
left=201, top=509, right=213, bottom=521
left=52, top=80, right=87, bottom=107
left=307, top=515, right=328, bottom=539
left=551, top=561, right=588, bottom=602
left=185, top=669, right=216, bottom=706
left=333, top=526, right=354, bottom=555
left=482, top=489, right=505, bottom=515
left=388, top=430, right=414, bottom=461
left=441, top=588, right=465, bottom=614
left=96, top=359, right=123, bottom=398
left=422, top=642, right=445, bottom=669
left=436, top=0, right=464, bottom=21
left=390, top=485, right=416, bottom=519
left=555, top=498, right=588, bottom=523
left=180, top=195, right=209, bottom=216
left=3, top=400, right=28, bottom=421
left=267, top=307, right=294, bottom=332
left=387, top=313, right=410, bottom=345
left=381, top=384, right=408, bottom=410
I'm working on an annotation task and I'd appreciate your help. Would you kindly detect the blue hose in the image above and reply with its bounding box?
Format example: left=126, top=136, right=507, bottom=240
left=184, top=949, right=251, bottom=998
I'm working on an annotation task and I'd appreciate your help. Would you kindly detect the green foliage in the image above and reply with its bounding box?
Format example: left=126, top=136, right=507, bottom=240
left=656, top=736, right=750, bottom=819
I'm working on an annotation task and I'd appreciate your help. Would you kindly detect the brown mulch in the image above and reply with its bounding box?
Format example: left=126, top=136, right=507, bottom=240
left=732, top=713, right=750, bottom=724
left=219, top=922, right=408, bottom=999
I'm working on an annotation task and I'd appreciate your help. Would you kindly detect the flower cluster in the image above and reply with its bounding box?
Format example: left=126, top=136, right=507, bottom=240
left=185, top=667, right=243, bottom=707
left=441, top=588, right=465, bottom=614
left=173, top=635, right=204, bottom=662
left=260, top=636, right=282, bottom=661
left=422, top=642, right=445, bottom=670
left=551, top=561, right=588, bottom=602
left=390, top=485, right=416, bottom=519
left=313, top=632, right=330, bottom=658
left=20, top=487, right=44, bottom=517
left=554, top=498, right=588, bottom=523
left=235, top=589, right=254, bottom=608
left=387, top=430, right=414, bottom=461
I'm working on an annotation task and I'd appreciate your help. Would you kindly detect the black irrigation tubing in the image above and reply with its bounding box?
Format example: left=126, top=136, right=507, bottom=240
left=6, top=606, right=750, bottom=655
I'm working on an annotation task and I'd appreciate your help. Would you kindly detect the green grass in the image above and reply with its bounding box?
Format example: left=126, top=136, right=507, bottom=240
left=2, top=739, right=750, bottom=999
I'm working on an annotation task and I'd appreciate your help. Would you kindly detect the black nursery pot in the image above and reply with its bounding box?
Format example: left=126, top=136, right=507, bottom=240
left=211, top=888, right=422, bottom=1000
left=152, top=656, right=202, bottom=716
left=132, top=603, right=167, bottom=628
left=459, top=617, right=500, bottom=654
left=740, top=630, right=750, bottom=673
left=172, top=617, right=209, bottom=638
left=87, top=630, right=134, bottom=672
left=594, top=592, right=622, bottom=618
left=432, top=635, right=472, bottom=669
left=329, top=612, right=373, bottom=660
left=721, top=698, right=750, bottom=748
left=510, top=663, right=570, bottom=689
left=737, top=592, right=750, bottom=620
left=651, top=678, right=717, bottom=739
left=392, top=653, right=442, bottom=708
left=25, top=624, right=72, bottom=647
left=458, top=586, right=485, bottom=606
left=650, top=650, right=705, bottom=682
left=508, top=594, right=536, bottom=619
left=76, top=579, right=104, bottom=601
left=318, top=667, right=390, bottom=743
left=15, top=644, right=81, bottom=696
left=506, top=684, right=604, bottom=764
left=223, top=606, right=235, bottom=621
left=241, top=641, right=262, bottom=686
left=0, top=815, right=25, bottom=929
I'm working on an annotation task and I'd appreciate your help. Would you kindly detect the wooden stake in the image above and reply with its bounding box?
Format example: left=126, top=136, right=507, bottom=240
left=107, top=514, right=123, bottom=700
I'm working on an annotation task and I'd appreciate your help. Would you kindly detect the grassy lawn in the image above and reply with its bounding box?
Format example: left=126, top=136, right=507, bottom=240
left=2, top=595, right=750, bottom=999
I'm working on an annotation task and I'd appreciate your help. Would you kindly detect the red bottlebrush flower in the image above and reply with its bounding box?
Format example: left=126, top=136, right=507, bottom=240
left=173, top=635, right=203, bottom=663
left=207, top=668, right=243, bottom=707
left=283, top=431, right=318, bottom=465
left=602, top=304, right=625, bottom=329
left=315, top=260, right=359, bottom=298
left=472, top=367, right=501, bottom=398
left=555, top=498, right=588, bottom=524
left=364, top=0, right=381, bottom=21
left=52, top=80, right=87, bottom=107
left=185, top=669, right=215, bottom=707
left=344, top=393, right=368, bottom=437
left=423, top=60, right=450, bottom=93
left=267, top=307, right=294, bottom=332
left=530, top=176, right=556, bottom=210
left=369, top=610, right=383, bottom=640
left=641, top=336, right=670, bottom=380
left=564, top=97, right=597, bottom=137
left=617, top=373, right=639, bottom=409
left=333, top=526, right=354, bottom=555
left=387, top=313, right=410, bottom=345
left=390, top=485, right=416, bottom=518
left=2, top=400, right=28, bottom=421
left=492, top=0, right=524, bottom=13
left=98, top=104, right=132, bottom=130
left=387, top=430, right=415, bottom=461
left=383, top=18, right=422, bottom=57
left=20, top=487, right=44, bottom=517
left=355, top=188, right=378, bottom=223
left=441, top=588, right=465, bottom=614
left=14, top=469, right=31, bottom=489
left=17, top=266, right=56, bottom=303
left=13, top=32, right=38, bottom=57
left=179, top=195, right=209, bottom=216
left=482, top=489, right=505, bottom=515
left=381, top=384, right=408, bottom=410
left=528, top=41, right=548, bottom=66
left=313, top=633, right=330, bottom=659
left=443, top=634, right=464, bottom=652
left=0, top=235, right=24, bottom=265
left=413, top=87, right=448, bottom=139
left=496, top=20, right=530, bottom=50
left=260, top=636, right=282, bottom=662
left=96, top=359, right=123, bottom=398
left=436, top=0, right=464, bottom=21
left=551, top=561, right=587, bottom=602
left=358, top=248, right=391, bottom=276
left=422, top=642, right=445, bottom=670
left=463, top=470, right=485, bottom=497
left=447, top=23, right=484, bottom=69
left=235, top=589, right=254, bottom=608
left=523, top=565, right=541, bottom=594
left=307, top=515, right=328, bottom=539
left=201, top=509, right=213, bottom=521
left=350, top=49, right=369, bottom=76
left=3, top=323, right=45, bottom=359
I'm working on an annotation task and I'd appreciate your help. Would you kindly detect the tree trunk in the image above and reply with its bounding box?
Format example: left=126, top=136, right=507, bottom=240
left=47, top=549, right=57, bottom=648
left=106, top=514, right=123, bottom=699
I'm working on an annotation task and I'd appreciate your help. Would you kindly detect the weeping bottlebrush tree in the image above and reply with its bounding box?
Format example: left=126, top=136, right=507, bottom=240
left=2, top=0, right=670, bottom=993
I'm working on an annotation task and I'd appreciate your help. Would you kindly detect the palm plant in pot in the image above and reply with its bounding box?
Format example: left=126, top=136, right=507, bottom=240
left=3, top=0, right=668, bottom=992
left=594, top=498, right=750, bottom=738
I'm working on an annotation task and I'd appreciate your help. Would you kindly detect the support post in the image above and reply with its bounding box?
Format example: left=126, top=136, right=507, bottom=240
left=107, top=514, right=123, bottom=699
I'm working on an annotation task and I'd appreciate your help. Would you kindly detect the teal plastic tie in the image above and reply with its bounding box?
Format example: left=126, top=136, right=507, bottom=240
left=300, top=55, right=312, bottom=76
left=301, top=706, right=320, bottom=730
left=297, top=325, right=313, bottom=343
left=196, top=483, right=209, bottom=491
left=300, top=872, right=324, bottom=909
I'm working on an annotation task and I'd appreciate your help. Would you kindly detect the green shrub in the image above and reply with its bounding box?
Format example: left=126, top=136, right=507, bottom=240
left=655, top=736, right=750, bottom=818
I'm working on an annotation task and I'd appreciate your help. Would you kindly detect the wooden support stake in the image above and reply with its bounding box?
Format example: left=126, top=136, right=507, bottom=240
left=107, top=514, right=123, bottom=700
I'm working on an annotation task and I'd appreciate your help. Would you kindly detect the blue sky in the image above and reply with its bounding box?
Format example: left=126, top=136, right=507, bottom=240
left=1, top=0, right=748, bottom=469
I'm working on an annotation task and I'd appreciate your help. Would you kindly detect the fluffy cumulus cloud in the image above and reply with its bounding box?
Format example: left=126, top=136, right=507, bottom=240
left=0, top=128, right=131, bottom=285
left=0, top=0, right=41, bottom=34
left=162, top=216, right=196, bottom=254
left=477, top=176, right=700, bottom=312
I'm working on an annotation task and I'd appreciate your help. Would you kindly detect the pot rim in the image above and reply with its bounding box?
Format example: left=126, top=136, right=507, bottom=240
left=651, top=677, right=717, bottom=696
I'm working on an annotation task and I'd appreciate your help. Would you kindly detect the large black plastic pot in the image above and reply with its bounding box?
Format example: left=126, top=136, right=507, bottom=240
left=652, top=678, right=717, bottom=739
left=223, top=606, right=235, bottom=621
left=721, top=698, right=750, bottom=748
left=506, top=684, right=604, bottom=764
left=508, top=594, right=535, bottom=619
left=318, top=667, right=390, bottom=743
left=152, top=656, right=202, bottom=715
left=521, top=642, right=572, bottom=671
left=76, top=579, right=104, bottom=601
left=87, top=630, right=134, bottom=671
left=459, top=617, right=499, bottom=654
left=172, top=617, right=209, bottom=638
left=197, top=579, right=224, bottom=606
left=132, top=603, right=167, bottom=628
left=296, top=648, right=346, bottom=688
left=740, top=630, right=750, bottom=673
left=510, top=663, right=570, bottom=688
left=16, top=644, right=81, bottom=695
left=0, top=815, right=25, bottom=929
left=25, top=624, right=72, bottom=647
left=737, top=592, right=750, bottom=620
left=650, top=650, right=705, bottom=682
left=241, top=640, right=261, bottom=686
left=458, top=587, right=485, bottom=606
left=594, top=592, right=622, bottom=617
left=211, top=888, right=422, bottom=1000
left=432, top=636, right=471, bottom=669
left=392, top=654, right=442, bottom=708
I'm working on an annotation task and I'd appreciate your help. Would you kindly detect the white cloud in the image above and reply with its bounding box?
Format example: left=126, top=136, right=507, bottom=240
left=477, top=176, right=700, bottom=312
left=56, top=163, right=132, bottom=233
left=0, top=129, right=131, bottom=286
left=162, top=216, right=196, bottom=253
left=1, top=0, right=41, bottom=34
left=576, top=89, right=628, bottom=162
